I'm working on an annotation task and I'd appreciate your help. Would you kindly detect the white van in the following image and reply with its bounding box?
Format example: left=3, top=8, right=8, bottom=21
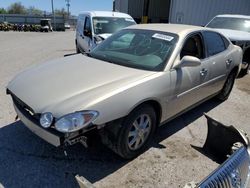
left=75, top=11, right=136, bottom=53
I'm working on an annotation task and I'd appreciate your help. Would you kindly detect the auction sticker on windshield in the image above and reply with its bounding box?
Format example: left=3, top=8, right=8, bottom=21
left=152, top=33, right=174, bottom=41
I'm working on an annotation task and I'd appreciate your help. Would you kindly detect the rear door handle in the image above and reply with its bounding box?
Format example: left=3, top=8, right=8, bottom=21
left=226, top=59, right=232, bottom=65
left=200, top=68, right=208, bottom=76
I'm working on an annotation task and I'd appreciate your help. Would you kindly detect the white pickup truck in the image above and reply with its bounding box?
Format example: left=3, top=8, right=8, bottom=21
left=206, top=14, right=250, bottom=75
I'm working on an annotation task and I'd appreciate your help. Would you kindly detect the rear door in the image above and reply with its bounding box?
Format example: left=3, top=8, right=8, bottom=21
left=201, top=31, right=233, bottom=95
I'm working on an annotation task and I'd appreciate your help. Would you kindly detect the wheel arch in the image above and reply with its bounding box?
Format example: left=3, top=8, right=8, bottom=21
left=127, top=99, right=162, bottom=127
left=243, top=47, right=250, bottom=62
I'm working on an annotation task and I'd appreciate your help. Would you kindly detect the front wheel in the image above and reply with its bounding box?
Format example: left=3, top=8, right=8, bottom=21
left=217, top=71, right=237, bottom=101
left=102, top=105, right=157, bottom=159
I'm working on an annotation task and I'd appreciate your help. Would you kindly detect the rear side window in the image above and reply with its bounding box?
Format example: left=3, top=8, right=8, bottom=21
left=203, top=31, right=226, bottom=56
left=221, top=35, right=230, bottom=48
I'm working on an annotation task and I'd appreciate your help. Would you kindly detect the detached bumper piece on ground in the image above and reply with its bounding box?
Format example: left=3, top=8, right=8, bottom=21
left=185, top=115, right=250, bottom=188
left=76, top=115, right=250, bottom=188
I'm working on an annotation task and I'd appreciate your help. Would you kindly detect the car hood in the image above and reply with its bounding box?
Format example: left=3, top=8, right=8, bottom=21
left=7, top=54, right=155, bottom=117
left=215, top=29, right=250, bottom=41
left=97, top=33, right=112, bottom=40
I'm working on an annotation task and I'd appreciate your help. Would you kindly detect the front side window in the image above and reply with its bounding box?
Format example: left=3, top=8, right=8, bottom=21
left=203, top=32, right=226, bottom=56
left=84, top=17, right=91, bottom=32
left=207, top=17, right=250, bottom=33
left=180, top=34, right=204, bottom=59
left=93, top=17, right=136, bottom=35
left=90, top=29, right=178, bottom=71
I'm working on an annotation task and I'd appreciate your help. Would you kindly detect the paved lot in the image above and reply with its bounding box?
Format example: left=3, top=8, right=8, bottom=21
left=0, top=31, right=249, bottom=188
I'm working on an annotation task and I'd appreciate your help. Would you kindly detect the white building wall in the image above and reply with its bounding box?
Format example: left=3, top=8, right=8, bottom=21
left=170, top=0, right=250, bottom=25
left=114, top=0, right=250, bottom=25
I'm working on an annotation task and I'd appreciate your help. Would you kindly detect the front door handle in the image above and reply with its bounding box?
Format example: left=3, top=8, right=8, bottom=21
left=200, top=68, right=208, bottom=76
left=226, top=59, right=232, bottom=65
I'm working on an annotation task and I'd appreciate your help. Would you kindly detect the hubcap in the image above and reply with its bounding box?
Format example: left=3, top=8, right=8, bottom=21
left=127, top=114, right=152, bottom=151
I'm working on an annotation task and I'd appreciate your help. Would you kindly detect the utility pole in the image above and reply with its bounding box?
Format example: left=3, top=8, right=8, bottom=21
left=65, top=0, right=70, bottom=19
left=51, top=0, right=56, bottom=31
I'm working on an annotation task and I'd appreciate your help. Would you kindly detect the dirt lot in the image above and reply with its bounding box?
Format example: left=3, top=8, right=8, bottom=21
left=0, top=31, right=249, bottom=188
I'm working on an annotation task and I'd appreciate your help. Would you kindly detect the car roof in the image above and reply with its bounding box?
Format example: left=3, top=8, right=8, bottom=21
left=127, top=24, right=208, bottom=35
left=78, top=11, right=133, bottom=18
left=216, top=14, right=250, bottom=19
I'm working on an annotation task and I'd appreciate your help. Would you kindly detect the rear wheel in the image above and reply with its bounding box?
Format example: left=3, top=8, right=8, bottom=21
left=75, top=40, right=81, bottom=53
left=76, top=46, right=81, bottom=53
left=217, top=70, right=237, bottom=101
left=239, top=63, right=249, bottom=76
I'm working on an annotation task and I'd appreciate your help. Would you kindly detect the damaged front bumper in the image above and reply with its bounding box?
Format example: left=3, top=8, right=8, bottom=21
left=185, top=114, right=250, bottom=188
left=10, top=91, right=96, bottom=148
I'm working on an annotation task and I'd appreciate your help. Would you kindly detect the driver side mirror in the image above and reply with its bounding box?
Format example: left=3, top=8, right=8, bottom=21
left=84, top=29, right=92, bottom=37
left=174, top=56, right=201, bottom=69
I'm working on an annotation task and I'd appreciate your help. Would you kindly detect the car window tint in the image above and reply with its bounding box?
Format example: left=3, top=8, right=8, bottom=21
left=84, top=17, right=91, bottom=32
left=203, top=31, right=226, bottom=56
left=221, top=35, right=230, bottom=49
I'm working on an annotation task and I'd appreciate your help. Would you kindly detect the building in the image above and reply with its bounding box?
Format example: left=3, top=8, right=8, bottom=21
left=114, top=0, right=250, bottom=25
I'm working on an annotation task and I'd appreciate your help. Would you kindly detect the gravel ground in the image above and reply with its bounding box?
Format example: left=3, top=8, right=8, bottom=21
left=0, top=31, right=249, bottom=188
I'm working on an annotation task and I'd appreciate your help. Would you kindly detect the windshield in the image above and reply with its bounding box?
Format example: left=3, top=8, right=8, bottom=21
left=40, top=20, right=50, bottom=26
left=90, top=29, right=178, bottom=71
left=207, top=17, right=250, bottom=32
left=93, top=17, right=136, bottom=35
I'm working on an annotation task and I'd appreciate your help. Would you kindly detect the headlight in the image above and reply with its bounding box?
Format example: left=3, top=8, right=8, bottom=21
left=55, top=111, right=99, bottom=133
left=40, top=112, right=53, bottom=128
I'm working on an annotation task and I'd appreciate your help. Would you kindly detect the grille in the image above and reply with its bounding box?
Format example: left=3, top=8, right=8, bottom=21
left=10, top=92, right=40, bottom=122
left=198, top=146, right=250, bottom=188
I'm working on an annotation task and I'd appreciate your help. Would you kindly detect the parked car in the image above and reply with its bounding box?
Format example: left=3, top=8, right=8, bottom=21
left=75, top=11, right=136, bottom=53
left=206, top=14, right=250, bottom=75
left=64, top=22, right=71, bottom=29
left=7, top=24, right=242, bottom=159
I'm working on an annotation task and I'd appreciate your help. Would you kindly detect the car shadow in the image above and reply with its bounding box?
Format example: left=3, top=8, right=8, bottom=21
left=0, top=98, right=222, bottom=188
left=154, top=98, right=222, bottom=146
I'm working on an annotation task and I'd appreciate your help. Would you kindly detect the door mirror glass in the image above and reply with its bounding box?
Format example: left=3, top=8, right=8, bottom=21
left=175, top=55, right=201, bottom=68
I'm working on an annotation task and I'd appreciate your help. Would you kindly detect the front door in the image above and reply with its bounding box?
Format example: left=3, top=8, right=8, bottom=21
left=166, top=33, right=209, bottom=118
left=80, top=16, right=93, bottom=52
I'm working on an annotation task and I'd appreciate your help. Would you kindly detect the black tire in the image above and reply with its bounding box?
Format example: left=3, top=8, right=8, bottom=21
left=76, top=45, right=81, bottom=53
left=101, top=105, right=156, bottom=159
left=217, top=70, right=237, bottom=101
left=239, top=63, right=249, bottom=76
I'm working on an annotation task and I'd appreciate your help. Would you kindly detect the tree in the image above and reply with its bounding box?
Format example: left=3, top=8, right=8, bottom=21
left=27, top=6, right=43, bottom=15
left=54, top=8, right=68, bottom=17
left=8, top=2, right=27, bottom=14
left=0, top=8, right=7, bottom=14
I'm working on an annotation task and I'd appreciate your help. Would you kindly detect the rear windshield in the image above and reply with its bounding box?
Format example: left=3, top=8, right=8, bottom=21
left=207, top=17, right=250, bottom=32
left=93, top=17, right=136, bottom=35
